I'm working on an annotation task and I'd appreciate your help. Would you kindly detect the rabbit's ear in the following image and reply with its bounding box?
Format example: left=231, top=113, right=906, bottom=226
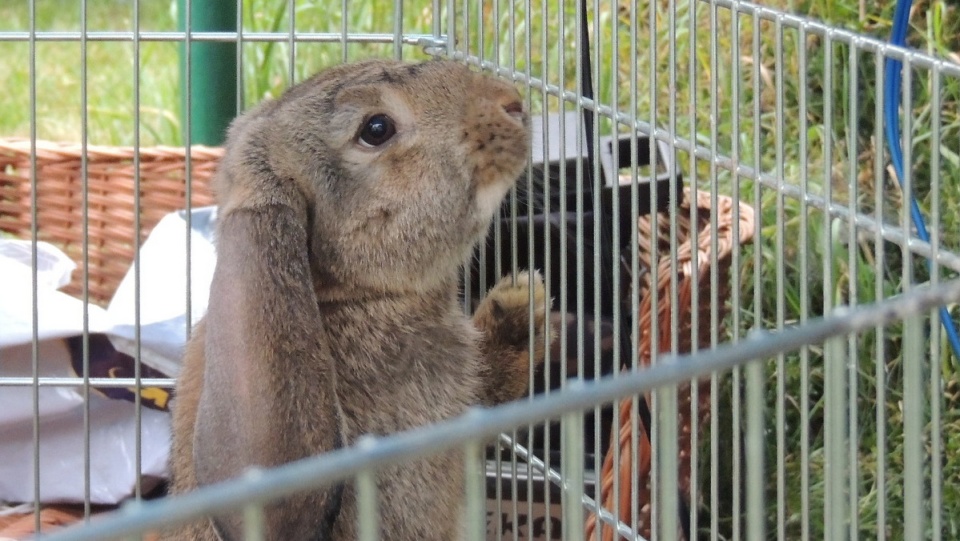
left=193, top=171, right=344, bottom=539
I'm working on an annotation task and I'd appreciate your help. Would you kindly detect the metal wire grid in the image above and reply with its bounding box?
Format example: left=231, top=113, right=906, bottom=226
left=28, top=279, right=960, bottom=541
left=1, top=0, right=959, bottom=540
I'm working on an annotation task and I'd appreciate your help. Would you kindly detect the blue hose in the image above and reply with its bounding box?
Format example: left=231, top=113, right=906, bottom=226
left=883, top=0, right=960, bottom=364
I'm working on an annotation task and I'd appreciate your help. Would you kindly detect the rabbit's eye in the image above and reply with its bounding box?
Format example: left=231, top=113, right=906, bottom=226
left=358, top=114, right=397, bottom=147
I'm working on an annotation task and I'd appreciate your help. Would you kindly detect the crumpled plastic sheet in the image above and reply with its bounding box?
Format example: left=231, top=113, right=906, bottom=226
left=0, top=207, right=218, bottom=505
left=0, top=340, right=171, bottom=504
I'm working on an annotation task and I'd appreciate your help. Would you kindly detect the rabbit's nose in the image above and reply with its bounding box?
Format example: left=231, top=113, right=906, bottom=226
left=502, top=100, right=525, bottom=121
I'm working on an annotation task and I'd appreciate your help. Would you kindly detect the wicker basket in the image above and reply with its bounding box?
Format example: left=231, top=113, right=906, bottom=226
left=0, top=139, right=223, bottom=306
left=584, top=188, right=756, bottom=541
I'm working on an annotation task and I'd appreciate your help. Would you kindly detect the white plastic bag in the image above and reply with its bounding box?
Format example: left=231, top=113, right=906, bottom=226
left=0, top=207, right=218, bottom=505
left=105, top=206, right=218, bottom=377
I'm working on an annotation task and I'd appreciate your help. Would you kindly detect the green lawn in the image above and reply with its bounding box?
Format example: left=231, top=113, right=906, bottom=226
left=0, top=0, right=437, bottom=145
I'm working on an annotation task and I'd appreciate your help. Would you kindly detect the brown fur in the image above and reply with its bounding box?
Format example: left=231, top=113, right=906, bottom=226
left=473, top=271, right=551, bottom=406
left=161, top=59, right=547, bottom=541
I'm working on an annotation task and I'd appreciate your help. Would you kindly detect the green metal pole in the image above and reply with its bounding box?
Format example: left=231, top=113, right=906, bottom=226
left=178, top=0, right=237, bottom=146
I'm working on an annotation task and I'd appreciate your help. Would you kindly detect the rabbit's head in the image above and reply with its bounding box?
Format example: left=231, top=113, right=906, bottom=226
left=214, top=59, right=530, bottom=299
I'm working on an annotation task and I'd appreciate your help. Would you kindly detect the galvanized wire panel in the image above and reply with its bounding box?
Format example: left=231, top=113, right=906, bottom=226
left=1, top=0, right=959, bottom=540
left=32, top=278, right=960, bottom=541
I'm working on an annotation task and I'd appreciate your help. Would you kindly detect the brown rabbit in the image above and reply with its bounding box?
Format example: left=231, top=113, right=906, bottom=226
left=162, top=58, right=549, bottom=541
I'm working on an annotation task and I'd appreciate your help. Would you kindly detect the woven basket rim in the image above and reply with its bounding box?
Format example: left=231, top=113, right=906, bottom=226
left=0, top=137, right=225, bottom=159
left=0, top=137, right=222, bottom=306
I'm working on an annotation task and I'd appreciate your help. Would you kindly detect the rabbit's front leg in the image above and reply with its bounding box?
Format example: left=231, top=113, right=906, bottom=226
left=472, top=270, right=552, bottom=406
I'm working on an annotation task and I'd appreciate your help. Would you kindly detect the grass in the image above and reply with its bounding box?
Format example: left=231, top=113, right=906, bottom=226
left=0, top=0, right=437, bottom=146
left=1, top=0, right=181, bottom=145
left=2, top=0, right=960, bottom=539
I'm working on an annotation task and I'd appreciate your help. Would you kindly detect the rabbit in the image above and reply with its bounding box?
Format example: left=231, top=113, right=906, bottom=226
left=161, top=58, right=551, bottom=541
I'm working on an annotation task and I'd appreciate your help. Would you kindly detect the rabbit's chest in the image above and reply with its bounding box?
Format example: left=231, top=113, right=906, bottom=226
left=334, top=331, right=483, bottom=437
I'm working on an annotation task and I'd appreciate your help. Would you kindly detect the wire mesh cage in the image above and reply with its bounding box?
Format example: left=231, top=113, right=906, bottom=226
left=1, top=0, right=959, bottom=540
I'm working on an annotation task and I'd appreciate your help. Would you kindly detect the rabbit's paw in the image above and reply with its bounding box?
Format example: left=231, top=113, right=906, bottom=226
left=473, top=271, right=552, bottom=404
